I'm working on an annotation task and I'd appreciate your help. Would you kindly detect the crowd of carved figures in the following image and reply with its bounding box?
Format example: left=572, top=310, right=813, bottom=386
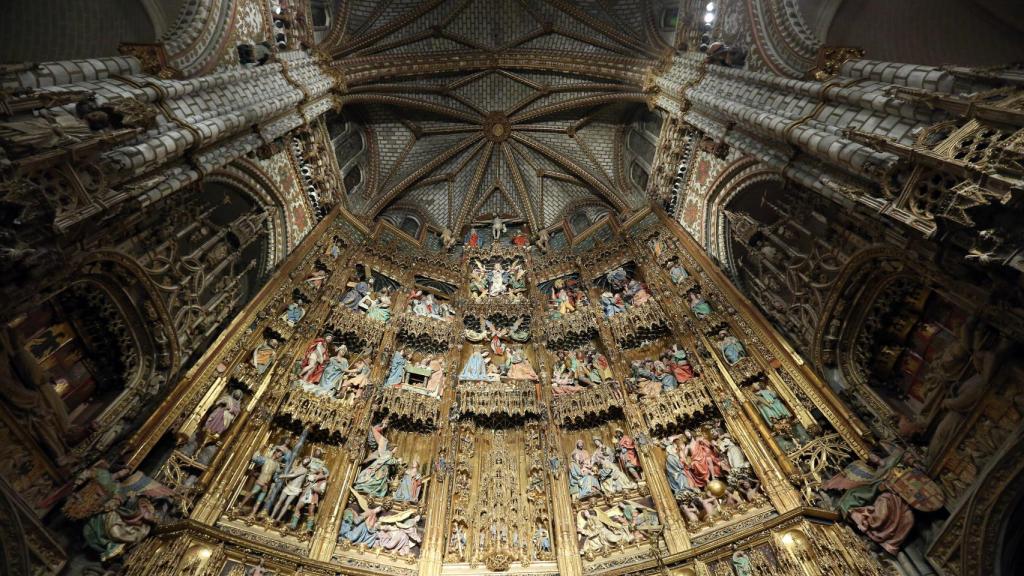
left=83, top=213, right=937, bottom=576
left=5, top=21, right=1024, bottom=573
left=0, top=0, right=1020, bottom=573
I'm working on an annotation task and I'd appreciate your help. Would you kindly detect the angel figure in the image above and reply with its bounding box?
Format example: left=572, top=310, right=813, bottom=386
left=485, top=319, right=508, bottom=356
left=353, top=424, right=399, bottom=497
left=469, top=262, right=488, bottom=299
left=508, top=263, right=527, bottom=293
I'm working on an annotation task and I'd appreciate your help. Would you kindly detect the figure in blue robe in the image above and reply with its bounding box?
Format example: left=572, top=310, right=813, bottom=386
left=458, top=351, right=491, bottom=381
left=600, top=293, right=626, bottom=318
left=384, top=350, right=406, bottom=387
left=716, top=331, right=747, bottom=365
left=339, top=508, right=377, bottom=546
left=340, top=282, right=369, bottom=310
left=751, top=385, right=792, bottom=423
left=284, top=302, right=305, bottom=325
left=665, top=446, right=693, bottom=496
left=569, top=461, right=601, bottom=500
left=669, top=264, right=688, bottom=284
left=317, top=353, right=349, bottom=395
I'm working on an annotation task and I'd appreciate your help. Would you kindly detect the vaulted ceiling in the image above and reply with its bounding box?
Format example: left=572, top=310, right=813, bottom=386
left=330, top=0, right=679, bottom=233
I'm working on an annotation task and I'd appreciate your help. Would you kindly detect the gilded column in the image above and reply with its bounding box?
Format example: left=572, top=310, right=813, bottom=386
left=620, top=389, right=692, bottom=553
left=307, top=446, right=351, bottom=560
left=547, top=420, right=584, bottom=576
left=698, top=332, right=803, bottom=511
left=416, top=370, right=458, bottom=576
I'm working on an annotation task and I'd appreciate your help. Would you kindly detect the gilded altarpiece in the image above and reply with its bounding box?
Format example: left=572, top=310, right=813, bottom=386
left=118, top=209, right=892, bottom=576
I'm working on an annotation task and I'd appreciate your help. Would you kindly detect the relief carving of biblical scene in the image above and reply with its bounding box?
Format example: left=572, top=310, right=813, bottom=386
left=29, top=211, right=916, bottom=576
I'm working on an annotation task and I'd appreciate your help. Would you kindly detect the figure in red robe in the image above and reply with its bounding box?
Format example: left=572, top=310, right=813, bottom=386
left=467, top=229, right=480, bottom=248
left=614, top=429, right=642, bottom=481
left=299, top=334, right=333, bottom=384
left=682, top=429, right=722, bottom=489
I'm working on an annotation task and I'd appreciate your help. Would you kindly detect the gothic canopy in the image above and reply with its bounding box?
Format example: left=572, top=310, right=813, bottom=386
left=332, top=0, right=679, bottom=233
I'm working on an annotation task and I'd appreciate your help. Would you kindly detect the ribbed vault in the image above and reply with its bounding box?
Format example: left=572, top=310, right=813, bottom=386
left=328, top=0, right=680, bottom=233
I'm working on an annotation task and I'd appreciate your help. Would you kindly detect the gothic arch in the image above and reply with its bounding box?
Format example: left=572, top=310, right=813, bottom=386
left=956, top=429, right=1024, bottom=576
left=6, top=252, right=173, bottom=465
left=700, top=157, right=781, bottom=270
left=208, top=160, right=292, bottom=266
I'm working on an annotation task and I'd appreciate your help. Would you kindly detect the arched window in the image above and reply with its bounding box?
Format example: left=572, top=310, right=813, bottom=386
left=399, top=216, right=421, bottom=238
left=326, top=111, right=347, bottom=142
left=630, top=161, right=649, bottom=191
left=627, top=131, right=656, bottom=164
left=570, top=212, right=591, bottom=234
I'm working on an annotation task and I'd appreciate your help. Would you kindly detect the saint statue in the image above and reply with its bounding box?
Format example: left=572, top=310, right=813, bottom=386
left=669, top=262, right=688, bottom=284
left=251, top=338, right=278, bottom=374
left=716, top=330, right=747, bottom=365
left=315, top=345, right=350, bottom=395
left=665, top=437, right=693, bottom=497
left=280, top=302, right=305, bottom=326
left=298, top=334, right=334, bottom=385
left=459, top=350, right=496, bottom=382
left=340, top=282, right=369, bottom=310
left=731, top=548, right=754, bottom=576
left=750, top=383, right=792, bottom=424
left=393, top=459, right=429, bottom=503
left=614, top=429, right=642, bottom=481
left=203, top=389, right=243, bottom=436
left=569, top=440, right=602, bottom=500
left=384, top=350, right=407, bottom=387
left=688, top=290, right=713, bottom=318
left=505, top=347, right=539, bottom=381
left=367, top=291, right=392, bottom=323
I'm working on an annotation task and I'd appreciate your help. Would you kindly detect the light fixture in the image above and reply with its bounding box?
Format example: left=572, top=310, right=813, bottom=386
left=197, top=548, right=213, bottom=559
left=706, top=2, right=715, bottom=11
left=703, top=12, right=715, bottom=23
